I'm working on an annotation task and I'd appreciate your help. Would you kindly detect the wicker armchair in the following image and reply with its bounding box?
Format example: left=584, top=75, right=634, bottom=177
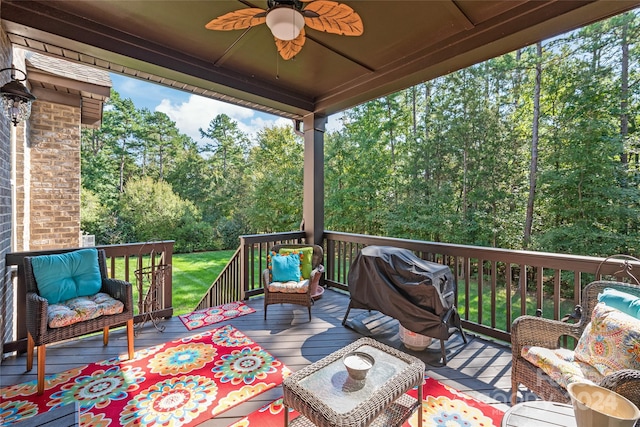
left=262, top=244, right=324, bottom=321
left=25, top=249, right=135, bottom=394
left=511, top=280, right=640, bottom=407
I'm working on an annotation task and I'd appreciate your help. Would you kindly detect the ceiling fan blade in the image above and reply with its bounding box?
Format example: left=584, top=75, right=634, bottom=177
left=303, top=1, right=363, bottom=36
left=205, top=8, right=267, bottom=31
left=275, top=28, right=306, bottom=60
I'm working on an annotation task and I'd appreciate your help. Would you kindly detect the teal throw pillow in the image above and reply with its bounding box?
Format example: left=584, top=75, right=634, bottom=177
left=598, top=287, right=640, bottom=319
left=279, top=247, right=314, bottom=279
left=31, top=248, right=102, bottom=304
left=270, top=253, right=301, bottom=282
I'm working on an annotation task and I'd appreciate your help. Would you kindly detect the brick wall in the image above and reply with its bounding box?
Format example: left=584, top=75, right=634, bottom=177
left=28, top=101, right=81, bottom=250
left=0, top=24, right=14, bottom=359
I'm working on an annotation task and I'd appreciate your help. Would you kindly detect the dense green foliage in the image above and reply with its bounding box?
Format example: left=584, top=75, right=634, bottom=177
left=82, top=12, right=640, bottom=256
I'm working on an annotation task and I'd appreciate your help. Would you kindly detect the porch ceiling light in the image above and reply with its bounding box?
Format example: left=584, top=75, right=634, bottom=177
left=0, top=67, right=36, bottom=127
left=266, top=6, right=305, bottom=41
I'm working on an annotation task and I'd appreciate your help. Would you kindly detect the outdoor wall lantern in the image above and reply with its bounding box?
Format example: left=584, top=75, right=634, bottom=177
left=0, top=67, right=36, bottom=126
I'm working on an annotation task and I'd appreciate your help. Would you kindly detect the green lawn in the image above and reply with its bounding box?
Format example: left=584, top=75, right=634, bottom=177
left=171, top=250, right=237, bottom=315
left=458, top=282, right=576, bottom=331
left=113, top=250, right=236, bottom=316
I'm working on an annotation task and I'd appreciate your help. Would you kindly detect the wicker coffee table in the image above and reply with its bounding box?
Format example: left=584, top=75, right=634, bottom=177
left=282, top=337, right=425, bottom=427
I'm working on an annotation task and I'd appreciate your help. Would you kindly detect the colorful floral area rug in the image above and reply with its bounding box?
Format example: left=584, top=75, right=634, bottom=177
left=0, top=325, right=289, bottom=427
left=227, top=377, right=504, bottom=427
left=179, top=301, right=256, bottom=330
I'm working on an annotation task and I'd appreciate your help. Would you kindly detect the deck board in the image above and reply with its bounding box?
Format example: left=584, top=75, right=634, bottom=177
left=1, top=288, right=520, bottom=426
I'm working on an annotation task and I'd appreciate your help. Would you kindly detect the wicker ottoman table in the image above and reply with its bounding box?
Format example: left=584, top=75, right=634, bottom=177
left=282, top=337, right=425, bottom=427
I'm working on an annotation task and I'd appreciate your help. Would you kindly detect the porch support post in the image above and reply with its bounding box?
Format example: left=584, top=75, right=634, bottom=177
left=302, top=113, right=326, bottom=245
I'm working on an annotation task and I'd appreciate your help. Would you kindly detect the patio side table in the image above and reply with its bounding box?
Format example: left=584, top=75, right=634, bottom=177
left=282, top=337, right=424, bottom=427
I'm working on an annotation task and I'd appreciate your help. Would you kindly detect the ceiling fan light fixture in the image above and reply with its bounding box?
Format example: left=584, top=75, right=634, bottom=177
left=266, top=6, right=304, bottom=41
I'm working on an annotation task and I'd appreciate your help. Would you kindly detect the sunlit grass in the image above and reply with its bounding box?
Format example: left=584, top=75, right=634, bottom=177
left=458, top=281, right=576, bottom=331
left=112, top=250, right=236, bottom=316
left=171, top=250, right=236, bottom=314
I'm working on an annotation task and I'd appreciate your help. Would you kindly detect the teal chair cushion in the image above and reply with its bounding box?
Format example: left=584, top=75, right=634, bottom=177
left=598, top=287, right=640, bottom=319
left=31, top=248, right=102, bottom=304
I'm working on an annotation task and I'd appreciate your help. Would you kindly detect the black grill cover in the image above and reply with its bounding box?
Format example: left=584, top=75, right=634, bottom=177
left=347, top=245, right=460, bottom=339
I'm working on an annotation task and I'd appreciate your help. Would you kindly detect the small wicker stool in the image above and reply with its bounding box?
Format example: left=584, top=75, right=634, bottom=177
left=283, top=337, right=424, bottom=427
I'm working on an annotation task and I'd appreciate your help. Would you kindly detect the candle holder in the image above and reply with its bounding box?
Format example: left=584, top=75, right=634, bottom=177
left=342, top=351, right=375, bottom=380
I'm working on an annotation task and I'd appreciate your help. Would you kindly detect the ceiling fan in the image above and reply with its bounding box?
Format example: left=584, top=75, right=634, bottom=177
left=205, top=0, right=363, bottom=60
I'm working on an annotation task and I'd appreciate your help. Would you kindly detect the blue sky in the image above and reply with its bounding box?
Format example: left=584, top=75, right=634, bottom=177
left=110, top=73, right=341, bottom=142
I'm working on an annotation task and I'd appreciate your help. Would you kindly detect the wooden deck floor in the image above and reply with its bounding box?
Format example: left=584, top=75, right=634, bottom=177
left=1, top=288, right=520, bottom=426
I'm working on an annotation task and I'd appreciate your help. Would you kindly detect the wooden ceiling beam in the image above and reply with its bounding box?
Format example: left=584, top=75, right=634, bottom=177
left=2, top=0, right=315, bottom=114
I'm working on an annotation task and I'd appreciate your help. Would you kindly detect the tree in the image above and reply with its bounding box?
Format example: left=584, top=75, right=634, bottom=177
left=246, top=126, right=303, bottom=232
left=102, top=92, right=144, bottom=192
left=165, top=138, right=214, bottom=210
left=80, top=188, right=119, bottom=244
left=199, top=114, right=251, bottom=223
left=139, top=110, right=181, bottom=181
left=118, top=176, right=213, bottom=252
left=199, top=114, right=249, bottom=178
left=79, top=12, right=640, bottom=257
left=81, top=126, right=120, bottom=209
left=534, top=24, right=632, bottom=255
left=524, top=42, right=543, bottom=248
left=325, top=99, right=392, bottom=235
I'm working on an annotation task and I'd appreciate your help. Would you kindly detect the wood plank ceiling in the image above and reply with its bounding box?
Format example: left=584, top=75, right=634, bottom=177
left=2, top=0, right=638, bottom=120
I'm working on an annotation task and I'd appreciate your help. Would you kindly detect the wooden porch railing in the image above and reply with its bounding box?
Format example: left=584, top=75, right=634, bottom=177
left=200, top=231, right=638, bottom=344
left=195, top=231, right=307, bottom=310
left=3, top=241, right=174, bottom=354
left=323, top=231, right=639, bottom=342
left=194, top=247, right=243, bottom=310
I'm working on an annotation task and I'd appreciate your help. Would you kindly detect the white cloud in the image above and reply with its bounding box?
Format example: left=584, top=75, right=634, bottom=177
left=112, top=74, right=345, bottom=142
left=155, top=95, right=297, bottom=143
left=246, top=116, right=293, bottom=135
left=326, top=114, right=344, bottom=133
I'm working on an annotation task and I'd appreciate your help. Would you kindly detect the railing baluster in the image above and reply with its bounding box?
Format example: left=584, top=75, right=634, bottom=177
left=464, top=257, right=470, bottom=322
left=553, top=270, right=562, bottom=320
left=478, top=258, right=484, bottom=326
left=506, top=263, right=513, bottom=332
left=491, top=260, right=497, bottom=329
left=181, top=230, right=640, bottom=345
left=536, top=266, right=544, bottom=316
left=519, top=263, right=527, bottom=316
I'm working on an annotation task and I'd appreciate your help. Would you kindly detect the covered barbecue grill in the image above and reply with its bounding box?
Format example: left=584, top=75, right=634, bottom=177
left=342, top=245, right=466, bottom=363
